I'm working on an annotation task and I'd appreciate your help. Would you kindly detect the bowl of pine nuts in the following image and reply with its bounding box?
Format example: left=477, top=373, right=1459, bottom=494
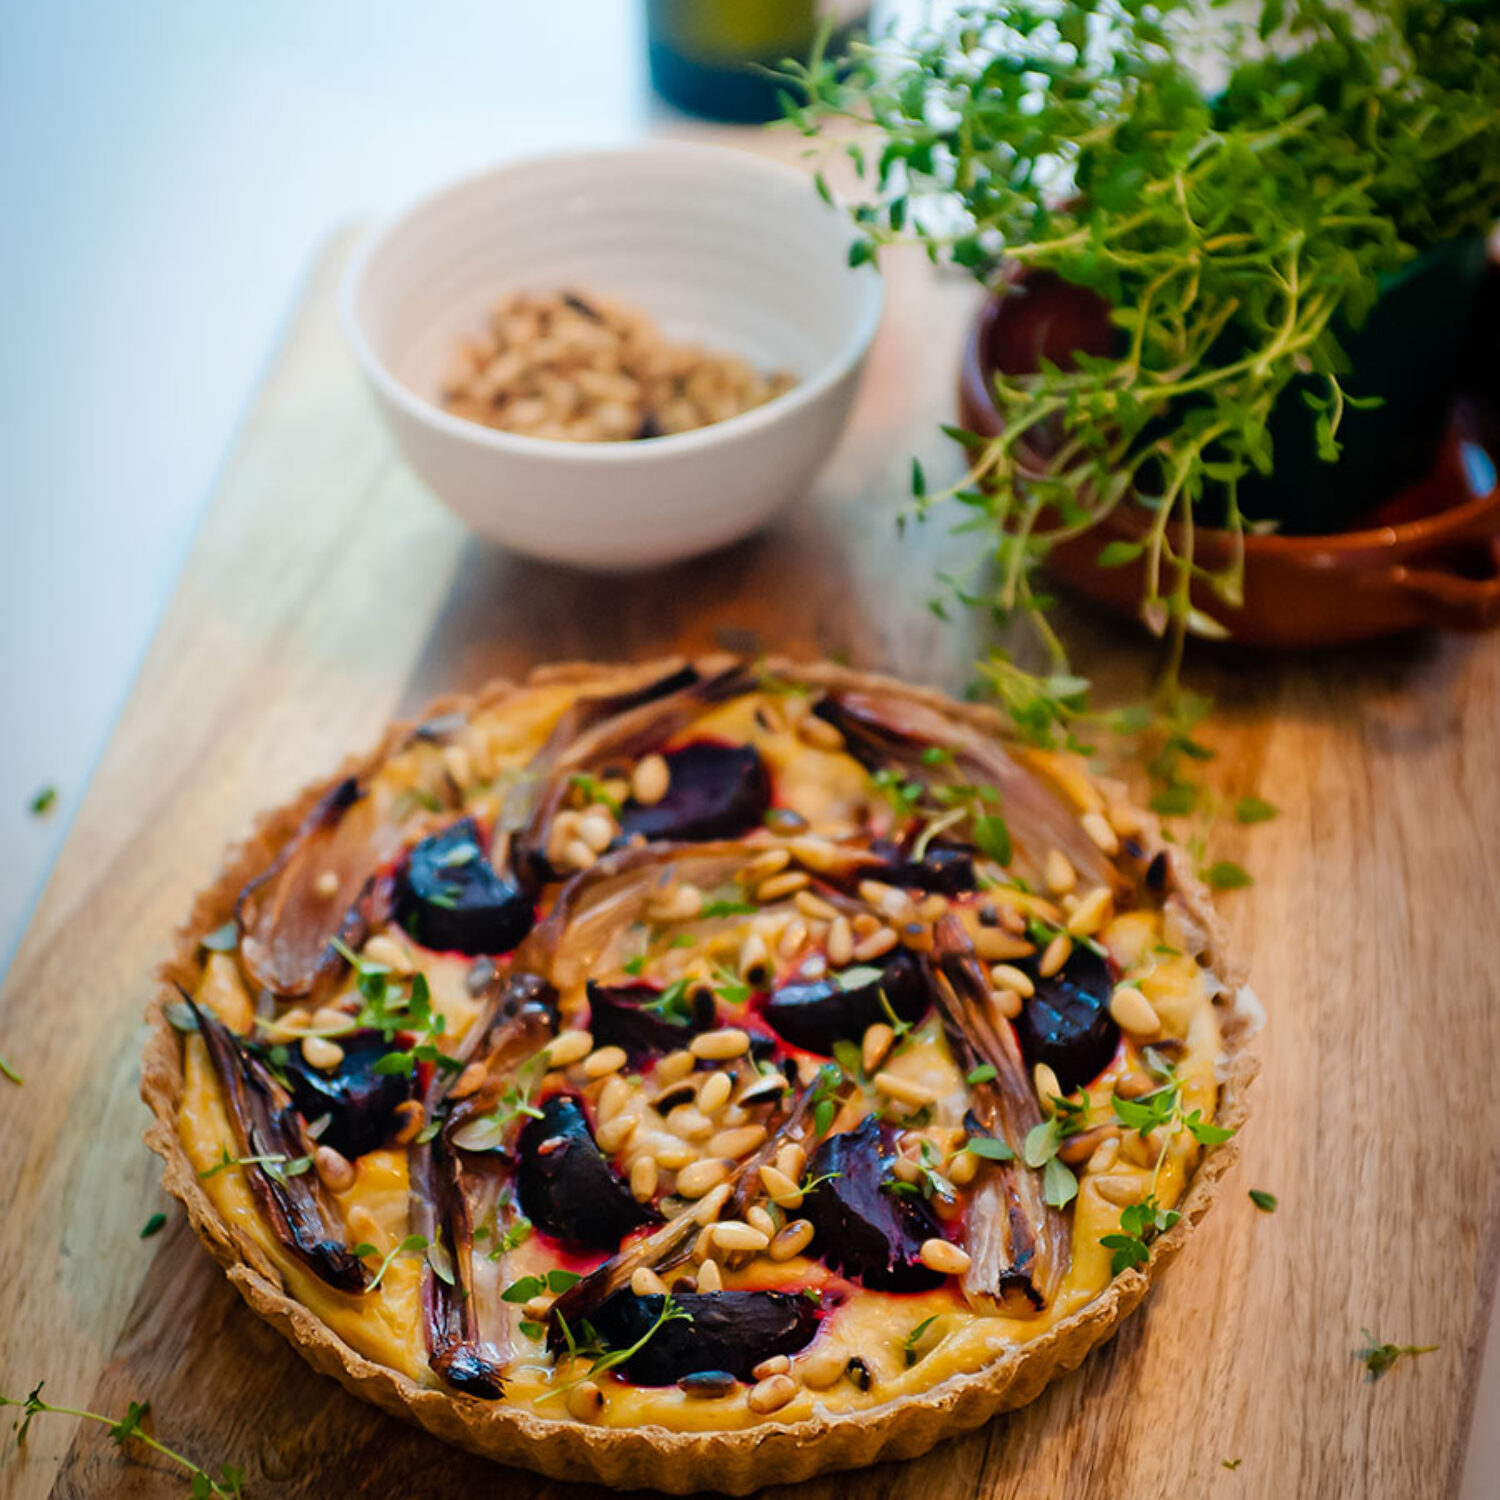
left=342, top=142, right=883, bottom=570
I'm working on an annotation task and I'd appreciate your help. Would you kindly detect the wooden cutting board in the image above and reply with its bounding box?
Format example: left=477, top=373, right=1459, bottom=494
left=3, top=213, right=1499, bottom=1500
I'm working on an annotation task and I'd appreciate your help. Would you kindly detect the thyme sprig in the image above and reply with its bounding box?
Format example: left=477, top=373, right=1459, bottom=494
left=1, top=1384, right=245, bottom=1496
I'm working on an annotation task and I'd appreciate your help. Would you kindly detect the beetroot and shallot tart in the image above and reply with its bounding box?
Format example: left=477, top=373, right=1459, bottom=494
left=143, top=657, right=1258, bottom=1492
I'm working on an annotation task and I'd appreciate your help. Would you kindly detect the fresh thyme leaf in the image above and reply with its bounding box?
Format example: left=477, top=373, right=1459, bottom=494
left=623, top=953, right=648, bottom=976
left=1354, top=1330, right=1438, bottom=1381
left=831, top=1038, right=865, bottom=1083
left=1222, top=1458, right=1243, bottom=1470
left=712, top=965, right=752, bottom=1004
left=971, top=812, right=1013, bottom=867
left=963, top=1134, right=1015, bottom=1161
left=0, top=1053, right=21, bottom=1086
left=1249, top=1189, right=1278, bottom=1213
left=966, top=1063, right=997, bottom=1085
left=542, top=1293, right=694, bottom=1401
left=902, top=1314, right=939, bottom=1365
left=1204, top=860, right=1253, bottom=890
left=140, top=1212, right=167, bottom=1239
left=1150, top=784, right=1200, bottom=818
left=813, top=1098, right=836, bottom=1136
left=28, top=785, right=57, bottom=816
left=503, top=1275, right=546, bottom=1304
left=519, top=1320, right=547, bottom=1341
left=700, top=898, right=758, bottom=919
left=1042, top=1155, right=1078, bottom=1209
left=1235, top=795, right=1279, bottom=824
left=355, top=1233, right=429, bottom=1293
left=568, top=772, right=621, bottom=818
left=835, top=964, right=885, bottom=992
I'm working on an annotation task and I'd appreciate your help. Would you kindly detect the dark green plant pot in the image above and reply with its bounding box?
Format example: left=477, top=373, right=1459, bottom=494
left=1233, top=235, right=1490, bottom=535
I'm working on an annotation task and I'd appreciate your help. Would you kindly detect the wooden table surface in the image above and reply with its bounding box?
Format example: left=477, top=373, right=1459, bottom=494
left=3, top=187, right=1499, bottom=1500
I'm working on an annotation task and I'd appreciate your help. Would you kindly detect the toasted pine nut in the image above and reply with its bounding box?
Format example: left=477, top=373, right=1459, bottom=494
left=548, top=1029, right=594, bottom=1068
left=632, top=753, right=670, bottom=806
left=1094, top=1173, right=1145, bottom=1207
left=770, top=1218, right=815, bottom=1261
left=654, top=1139, right=696, bottom=1170
left=1058, top=1124, right=1119, bottom=1166
left=695, top=1182, right=732, bottom=1221
left=753, top=1354, right=791, bottom=1379
left=826, top=915, right=854, bottom=966
left=989, top=987, right=1024, bottom=1020
left=788, top=836, right=847, bottom=873
left=1087, top=1137, right=1121, bottom=1173
left=656, top=1049, right=696, bottom=1084
left=1067, top=885, right=1114, bottom=937
left=562, top=838, right=597, bottom=871
left=314, top=1145, right=355, bottom=1193
left=747, top=1204, right=777, bottom=1238
left=696, top=1257, right=724, bottom=1292
left=919, top=1237, right=972, bottom=1275
left=1033, top=1062, right=1062, bottom=1109
left=300, top=1035, right=345, bottom=1072
left=578, top=812, right=615, bottom=853
left=754, top=868, right=809, bottom=904
left=974, top=926, right=1035, bottom=961
left=862, top=1022, right=895, bottom=1074
left=947, top=1150, right=979, bottom=1187
left=691, top=1028, right=751, bottom=1061
left=990, top=964, right=1035, bottom=998
left=712, top=1220, right=770, bottom=1253
left=1109, top=985, right=1161, bottom=1037
left=1082, top=810, right=1121, bottom=854
left=852, top=928, right=898, bottom=962
left=595, top=1114, right=637, bottom=1153
left=737, top=847, right=792, bottom=884
left=1044, top=849, right=1077, bottom=896
left=630, top=1156, right=659, bottom=1201
left=748, top=1373, right=798, bottom=1414
left=666, top=1105, right=714, bottom=1141
left=1114, top=1068, right=1156, bottom=1099
left=775, top=1143, right=807, bottom=1180
left=567, top=1380, right=604, bottom=1421
left=778, top=917, right=809, bottom=958
left=874, top=1071, right=936, bottom=1109
left=631, top=1266, right=668, bottom=1297
left=759, top=1164, right=804, bottom=1209
left=738, top=931, right=771, bottom=983
left=677, top=1158, right=731, bottom=1198
left=794, top=889, right=840, bottom=922
left=1039, top=932, right=1073, bottom=977
left=583, top=1045, right=628, bottom=1079
left=708, top=1124, right=766, bottom=1159
left=309, top=1005, right=351, bottom=1034
left=596, top=1074, right=630, bottom=1121
left=697, top=1071, right=733, bottom=1114
left=450, top=1061, right=488, bottom=1100
left=362, top=935, right=414, bottom=974
left=798, top=1347, right=846, bottom=1388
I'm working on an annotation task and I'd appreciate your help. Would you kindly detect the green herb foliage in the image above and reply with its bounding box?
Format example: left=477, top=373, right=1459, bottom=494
left=1354, top=1330, right=1438, bottom=1381
left=1249, top=1188, right=1278, bottom=1212
left=352, top=1234, right=429, bottom=1293
left=1, top=1383, right=245, bottom=1496
left=140, top=1212, right=168, bottom=1239
left=785, top=0, right=1500, bottom=719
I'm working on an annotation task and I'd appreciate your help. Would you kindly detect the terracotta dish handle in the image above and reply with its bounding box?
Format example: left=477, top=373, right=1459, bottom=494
left=1381, top=537, right=1500, bottom=631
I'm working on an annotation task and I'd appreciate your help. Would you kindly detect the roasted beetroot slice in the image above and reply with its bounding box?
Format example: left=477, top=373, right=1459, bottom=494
left=517, top=1095, right=657, bottom=1251
left=1013, top=943, right=1120, bottom=1094
left=273, top=1027, right=412, bottom=1161
left=576, top=1291, right=821, bottom=1384
left=618, top=743, right=770, bottom=843
left=802, top=1115, right=945, bottom=1292
left=587, top=981, right=713, bottom=1064
left=397, top=817, right=533, bottom=956
left=873, top=841, right=977, bottom=895
left=762, top=950, right=928, bottom=1056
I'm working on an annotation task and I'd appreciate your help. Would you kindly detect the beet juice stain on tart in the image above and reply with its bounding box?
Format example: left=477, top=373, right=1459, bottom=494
left=142, top=657, right=1258, bottom=1492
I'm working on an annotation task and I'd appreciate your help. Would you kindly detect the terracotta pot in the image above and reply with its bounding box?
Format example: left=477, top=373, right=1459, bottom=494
left=956, top=272, right=1500, bottom=647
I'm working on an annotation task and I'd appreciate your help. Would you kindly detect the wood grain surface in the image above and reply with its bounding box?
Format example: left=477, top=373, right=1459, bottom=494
left=3, top=177, right=1499, bottom=1500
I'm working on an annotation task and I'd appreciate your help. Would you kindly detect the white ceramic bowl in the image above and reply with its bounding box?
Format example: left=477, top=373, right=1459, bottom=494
left=341, top=143, right=883, bottom=571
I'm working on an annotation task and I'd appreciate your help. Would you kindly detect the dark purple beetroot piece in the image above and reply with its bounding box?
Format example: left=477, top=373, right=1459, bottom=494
left=1013, top=943, right=1120, bottom=1094
left=802, top=1115, right=945, bottom=1292
left=274, top=1027, right=412, bottom=1161
left=586, top=981, right=714, bottom=1063
left=576, top=1290, right=820, bottom=1384
left=517, top=1095, right=657, bottom=1251
left=762, top=950, right=928, bottom=1056
left=618, top=743, right=770, bottom=844
left=872, top=840, right=977, bottom=895
left=397, top=817, right=533, bottom=956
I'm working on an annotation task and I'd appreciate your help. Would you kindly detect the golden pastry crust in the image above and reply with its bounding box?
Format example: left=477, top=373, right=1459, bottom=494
left=141, top=657, right=1258, bottom=1493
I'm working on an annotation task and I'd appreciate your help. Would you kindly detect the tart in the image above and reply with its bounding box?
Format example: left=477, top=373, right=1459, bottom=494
left=142, top=657, right=1258, bottom=1492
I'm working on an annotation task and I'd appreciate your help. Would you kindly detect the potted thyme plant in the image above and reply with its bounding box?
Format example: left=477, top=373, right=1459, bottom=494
left=784, top=0, right=1500, bottom=691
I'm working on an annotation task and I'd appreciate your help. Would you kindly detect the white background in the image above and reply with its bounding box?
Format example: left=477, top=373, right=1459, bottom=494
left=0, top=4, right=1495, bottom=1493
